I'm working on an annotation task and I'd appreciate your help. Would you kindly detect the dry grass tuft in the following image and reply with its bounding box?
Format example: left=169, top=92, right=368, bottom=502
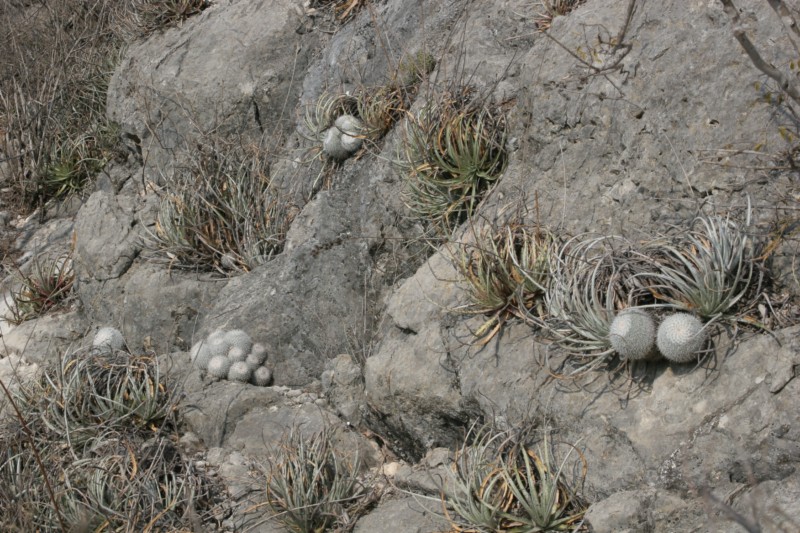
left=261, top=426, right=372, bottom=533
left=150, top=138, right=297, bottom=274
left=0, top=346, right=225, bottom=532
left=452, top=217, right=555, bottom=343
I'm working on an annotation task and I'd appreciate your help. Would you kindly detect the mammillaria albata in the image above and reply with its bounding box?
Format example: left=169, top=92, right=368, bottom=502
left=192, top=330, right=272, bottom=386
left=224, top=329, right=253, bottom=354
left=228, top=361, right=252, bottom=383
left=251, top=366, right=273, bottom=387
left=609, top=309, right=657, bottom=361
left=93, top=326, right=125, bottom=355
left=207, top=355, right=233, bottom=379
left=656, top=313, right=708, bottom=363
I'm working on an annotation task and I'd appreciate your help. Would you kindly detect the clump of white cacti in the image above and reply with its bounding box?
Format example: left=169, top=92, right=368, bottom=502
left=191, top=329, right=272, bottom=386
left=656, top=313, right=707, bottom=363
left=609, top=309, right=657, bottom=361
left=322, top=114, right=364, bottom=160
left=92, top=326, right=125, bottom=355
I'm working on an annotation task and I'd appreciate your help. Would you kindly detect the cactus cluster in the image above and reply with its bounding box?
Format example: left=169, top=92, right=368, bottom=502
left=190, top=329, right=272, bottom=386
left=322, top=114, right=364, bottom=161
left=609, top=310, right=708, bottom=364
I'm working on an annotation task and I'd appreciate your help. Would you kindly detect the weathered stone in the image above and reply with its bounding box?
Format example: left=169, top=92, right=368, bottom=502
left=322, top=353, right=366, bottom=425
left=107, top=0, right=318, bottom=176
left=5, top=0, right=800, bottom=530
left=353, top=496, right=449, bottom=533
left=74, top=191, right=142, bottom=282
left=0, top=309, right=85, bottom=364
left=584, top=489, right=655, bottom=533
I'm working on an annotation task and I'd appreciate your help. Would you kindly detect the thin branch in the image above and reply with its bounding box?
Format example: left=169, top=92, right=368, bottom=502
left=765, top=0, right=800, bottom=53
left=720, top=0, right=800, bottom=104
left=613, top=0, right=637, bottom=51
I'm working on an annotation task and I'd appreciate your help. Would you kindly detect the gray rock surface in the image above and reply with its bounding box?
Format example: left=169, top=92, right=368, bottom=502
left=7, top=0, right=800, bottom=530
left=322, top=353, right=366, bottom=425
left=353, top=496, right=448, bottom=533
left=107, top=0, right=318, bottom=175
left=0, top=310, right=85, bottom=364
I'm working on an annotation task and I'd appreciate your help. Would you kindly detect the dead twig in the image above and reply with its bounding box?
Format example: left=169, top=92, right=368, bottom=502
left=720, top=0, right=800, bottom=105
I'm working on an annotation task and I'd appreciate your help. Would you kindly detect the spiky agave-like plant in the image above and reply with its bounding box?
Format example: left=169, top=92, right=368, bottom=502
left=300, top=90, right=356, bottom=145
left=355, top=84, right=408, bottom=141
left=453, top=220, right=555, bottom=342
left=0, top=343, right=222, bottom=532
left=7, top=253, right=75, bottom=324
left=443, top=423, right=587, bottom=532
left=264, top=427, right=366, bottom=533
left=46, top=349, right=174, bottom=439
left=399, top=91, right=507, bottom=231
left=642, top=211, right=758, bottom=321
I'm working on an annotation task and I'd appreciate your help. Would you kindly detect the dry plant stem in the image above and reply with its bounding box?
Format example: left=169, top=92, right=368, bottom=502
left=766, top=0, right=800, bottom=50
left=0, top=378, right=66, bottom=532
left=699, top=486, right=762, bottom=533
left=720, top=0, right=800, bottom=104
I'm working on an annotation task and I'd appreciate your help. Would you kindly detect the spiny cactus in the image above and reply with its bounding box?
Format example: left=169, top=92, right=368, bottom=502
left=190, top=340, right=214, bottom=370
left=247, top=343, right=268, bottom=367
left=206, top=334, right=229, bottom=358
left=192, top=329, right=273, bottom=386
left=224, top=329, right=253, bottom=354
left=228, top=346, right=248, bottom=362
left=656, top=313, right=707, bottom=363
left=207, top=329, right=226, bottom=344
left=207, top=355, right=233, bottom=379
left=93, top=326, right=125, bottom=355
left=322, top=114, right=363, bottom=161
left=251, top=366, right=273, bottom=387
left=228, top=361, right=252, bottom=383
left=609, top=309, right=657, bottom=361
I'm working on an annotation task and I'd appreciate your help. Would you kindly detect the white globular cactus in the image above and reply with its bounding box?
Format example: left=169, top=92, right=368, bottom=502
left=251, top=366, right=273, bottom=387
left=190, top=340, right=214, bottom=370
left=245, top=356, right=262, bottom=371
left=228, top=346, right=248, bottom=362
left=207, top=355, right=233, bottom=379
left=609, top=309, right=657, bottom=361
left=228, top=361, right=252, bottom=383
left=336, top=115, right=364, bottom=152
left=656, top=313, right=708, bottom=363
left=224, top=329, right=253, bottom=355
left=207, top=329, right=226, bottom=344
left=206, top=334, right=229, bottom=359
left=93, top=327, right=125, bottom=355
left=246, top=343, right=268, bottom=368
left=322, top=114, right=363, bottom=161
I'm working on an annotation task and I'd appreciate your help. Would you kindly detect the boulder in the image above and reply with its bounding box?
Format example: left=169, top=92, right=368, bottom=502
left=107, top=0, right=318, bottom=175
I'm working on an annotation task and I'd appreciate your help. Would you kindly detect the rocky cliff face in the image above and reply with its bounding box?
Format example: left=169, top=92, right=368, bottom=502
left=3, top=0, right=800, bottom=530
